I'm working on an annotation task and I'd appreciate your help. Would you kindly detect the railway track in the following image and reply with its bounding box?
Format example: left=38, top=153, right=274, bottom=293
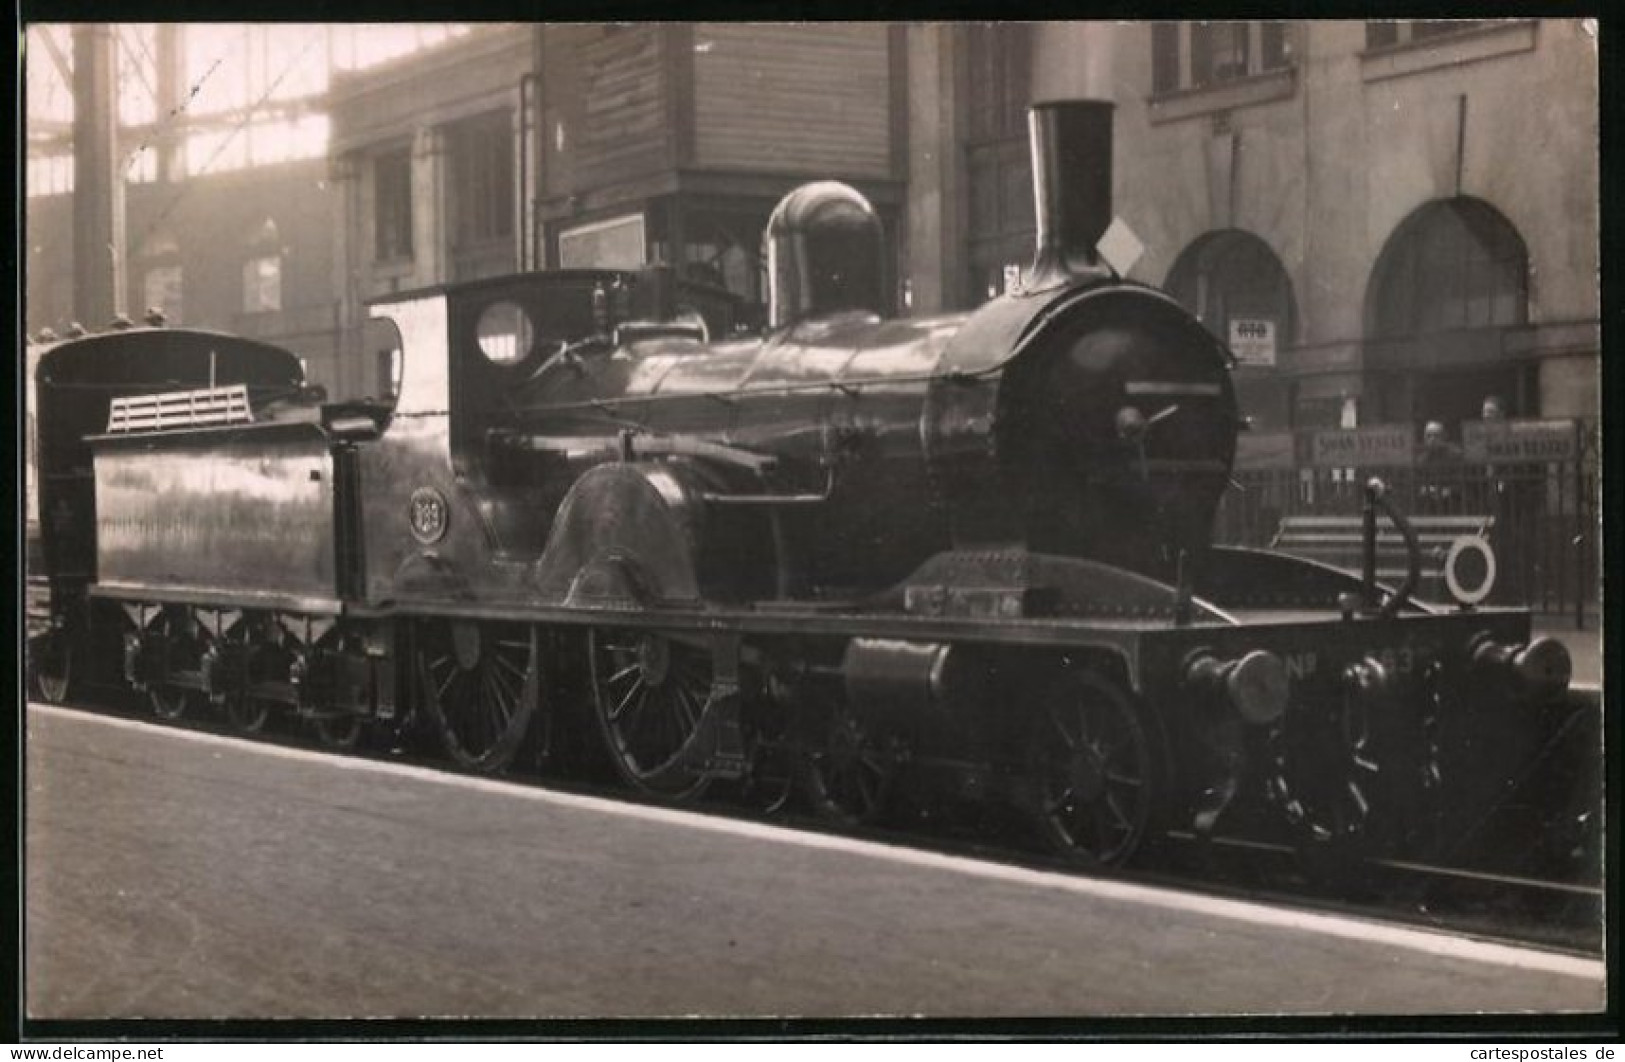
left=32, top=677, right=1603, bottom=960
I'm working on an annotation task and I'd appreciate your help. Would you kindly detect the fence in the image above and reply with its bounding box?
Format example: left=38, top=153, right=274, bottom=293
left=1213, top=425, right=1599, bottom=626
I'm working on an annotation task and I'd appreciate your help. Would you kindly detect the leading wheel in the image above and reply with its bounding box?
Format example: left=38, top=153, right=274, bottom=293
left=589, top=628, right=712, bottom=800
left=1026, top=671, right=1162, bottom=868
left=418, top=620, right=540, bottom=773
left=801, top=703, right=895, bottom=828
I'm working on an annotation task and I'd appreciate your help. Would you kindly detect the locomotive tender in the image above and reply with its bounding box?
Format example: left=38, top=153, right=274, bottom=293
left=30, top=102, right=1581, bottom=870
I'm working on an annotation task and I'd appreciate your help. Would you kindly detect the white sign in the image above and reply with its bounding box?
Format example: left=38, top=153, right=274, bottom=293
left=1228, top=317, right=1277, bottom=367
left=1096, top=216, right=1144, bottom=276
left=558, top=214, right=646, bottom=270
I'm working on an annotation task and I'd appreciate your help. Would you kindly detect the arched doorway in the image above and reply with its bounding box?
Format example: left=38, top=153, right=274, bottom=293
left=1165, top=229, right=1297, bottom=429
left=1364, top=197, right=1530, bottom=430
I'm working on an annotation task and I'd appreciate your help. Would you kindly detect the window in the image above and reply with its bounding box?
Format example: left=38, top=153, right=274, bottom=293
left=1152, top=24, right=1180, bottom=94
left=1369, top=198, right=1527, bottom=337
left=242, top=218, right=282, bottom=313
left=1366, top=21, right=1487, bottom=50
left=374, top=148, right=413, bottom=262
left=558, top=214, right=646, bottom=269
left=1165, top=230, right=1296, bottom=366
left=678, top=207, right=768, bottom=309
left=449, top=112, right=515, bottom=248
left=1151, top=21, right=1295, bottom=94
left=474, top=300, right=533, bottom=365
left=1193, top=22, right=1250, bottom=84
left=242, top=256, right=282, bottom=313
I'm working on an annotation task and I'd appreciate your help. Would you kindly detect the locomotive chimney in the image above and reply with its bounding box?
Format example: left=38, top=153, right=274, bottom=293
left=1025, top=99, right=1115, bottom=291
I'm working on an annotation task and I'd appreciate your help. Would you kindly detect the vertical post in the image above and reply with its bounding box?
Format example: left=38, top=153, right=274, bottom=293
left=1361, top=478, right=1378, bottom=611
left=1574, top=425, right=1585, bottom=630
left=154, top=24, right=183, bottom=183
left=72, top=23, right=126, bottom=326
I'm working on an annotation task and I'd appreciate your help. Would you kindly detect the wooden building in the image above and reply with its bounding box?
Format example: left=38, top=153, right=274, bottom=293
left=534, top=23, right=908, bottom=328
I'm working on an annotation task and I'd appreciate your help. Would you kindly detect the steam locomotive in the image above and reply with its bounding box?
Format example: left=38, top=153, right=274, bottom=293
left=28, top=102, right=1585, bottom=872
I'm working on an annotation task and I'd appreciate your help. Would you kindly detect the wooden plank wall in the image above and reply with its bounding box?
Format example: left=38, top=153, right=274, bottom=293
left=544, top=25, right=671, bottom=198
left=692, top=24, right=893, bottom=178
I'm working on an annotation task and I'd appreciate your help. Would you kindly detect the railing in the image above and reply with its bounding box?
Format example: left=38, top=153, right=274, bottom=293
left=106, top=384, right=255, bottom=433
left=1215, top=446, right=1599, bottom=626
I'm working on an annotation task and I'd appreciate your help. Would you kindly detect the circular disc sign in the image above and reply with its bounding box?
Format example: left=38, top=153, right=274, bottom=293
left=409, top=487, right=450, bottom=545
left=1443, top=535, right=1497, bottom=606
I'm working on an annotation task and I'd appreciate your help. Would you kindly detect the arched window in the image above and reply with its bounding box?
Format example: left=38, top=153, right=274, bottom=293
left=1165, top=229, right=1296, bottom=364
left=1368, top=197, right=1527, bottom=338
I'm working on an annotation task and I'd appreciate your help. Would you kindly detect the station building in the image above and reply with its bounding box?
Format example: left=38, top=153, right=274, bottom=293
left=912, top=19, right=1599, bottom=433
left=323, top=23, right=907, bottom=398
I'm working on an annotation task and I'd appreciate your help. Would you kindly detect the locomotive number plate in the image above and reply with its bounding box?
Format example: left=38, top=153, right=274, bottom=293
left=409, top=487, right=449, bottom=544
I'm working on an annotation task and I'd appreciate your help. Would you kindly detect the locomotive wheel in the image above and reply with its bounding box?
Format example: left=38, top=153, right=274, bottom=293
left=222, top=626, right=277, bottom=735
left=148, top=609, right=210, bottom=722
left=589, top=628, right=712, bottom=800
left=28, top=634, right=73, bottom=705
left=801, top=703, right=895, bottom=827
left=225, top=690, right=272, bottom=734
left=1026, top=671, right=1161, bottom=868
left=739, top=704, right=796, bottom=816
left=417, top=620, right=540, bottom=773
left=310, top=713, right=365, bottom=750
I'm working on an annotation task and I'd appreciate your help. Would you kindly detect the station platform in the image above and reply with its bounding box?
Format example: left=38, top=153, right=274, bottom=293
left=25, top=704, right=1603, bottom=1021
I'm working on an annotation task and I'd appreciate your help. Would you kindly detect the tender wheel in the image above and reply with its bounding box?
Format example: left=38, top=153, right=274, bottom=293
left=418, top=620, right=540, bottom=773
left=225, top=690, right=271, bottom=733
left=29, top=633, right=73, bottom=705
left=222, top=625, right=278, bottom=734
left=310, top=712, right=365, bottom=750
left=801, top=703, right=895, bottom=827
left=148, top=609, right=210, bottom=722
left=589, top=628, right=712, bottom=800
left=1026, top=671, right=1162, bottom=868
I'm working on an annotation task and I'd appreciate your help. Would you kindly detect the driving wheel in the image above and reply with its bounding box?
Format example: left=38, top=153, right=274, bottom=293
left=418, top=620, right=540, bottom=773
left=589, top=628, right=712, bottom=800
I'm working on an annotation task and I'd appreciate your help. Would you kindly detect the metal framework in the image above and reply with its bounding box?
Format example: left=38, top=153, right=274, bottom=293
left=25, top=24, right=478, bottom=194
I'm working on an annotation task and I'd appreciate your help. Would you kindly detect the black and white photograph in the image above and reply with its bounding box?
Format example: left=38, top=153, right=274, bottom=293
left=18, top=19, right=1606, bottom=1033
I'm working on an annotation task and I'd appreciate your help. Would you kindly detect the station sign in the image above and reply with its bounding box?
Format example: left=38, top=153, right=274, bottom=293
left=559, top=213, right=646, bottom=270
left=1462, top=418, right=1580, bottom=463
left=1228, top=317, right=1277, bottom=367
left=1308, top=425, right=1414, bottom=468
left=1234, top=430, right=1297, bottom=469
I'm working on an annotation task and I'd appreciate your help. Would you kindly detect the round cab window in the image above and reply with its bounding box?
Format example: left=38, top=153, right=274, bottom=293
left=476, top=301, right=534, bottom=365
